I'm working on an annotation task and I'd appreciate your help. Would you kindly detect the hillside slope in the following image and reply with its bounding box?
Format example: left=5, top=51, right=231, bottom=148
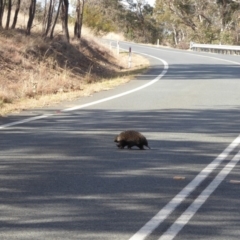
left=0, top=29, right=148, bottom=116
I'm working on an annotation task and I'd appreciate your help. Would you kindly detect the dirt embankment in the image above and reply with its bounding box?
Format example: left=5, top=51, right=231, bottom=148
left=0, top=29, right=149, bottom=116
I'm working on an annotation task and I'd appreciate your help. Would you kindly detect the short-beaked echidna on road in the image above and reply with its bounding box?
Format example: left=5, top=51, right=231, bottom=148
left=114, top=130, right=150, bottom=150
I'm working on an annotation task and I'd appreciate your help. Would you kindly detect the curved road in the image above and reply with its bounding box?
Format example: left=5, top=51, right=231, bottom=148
left=1, top=42, right=240, bottom=240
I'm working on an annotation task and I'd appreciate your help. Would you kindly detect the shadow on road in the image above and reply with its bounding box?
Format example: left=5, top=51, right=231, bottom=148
left=135, top=63, right=240, bottom=81
left=164, top=64, right=240, bottom=80
left=0, top=108, right=240, bottom=239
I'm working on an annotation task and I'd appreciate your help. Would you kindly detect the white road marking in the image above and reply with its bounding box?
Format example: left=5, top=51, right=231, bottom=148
left=0, top=54, right=168, bottom=130
left=129, top=134, right=240, bottom=240
left=158, top=149, right=240, bottom=240
left=130, top=43, right=240, bottom=66
left=62, top=54, right=168, bottom=112
left=1, top=41, right=240, bottom=238
left=0, top=114, right=53, bottom=129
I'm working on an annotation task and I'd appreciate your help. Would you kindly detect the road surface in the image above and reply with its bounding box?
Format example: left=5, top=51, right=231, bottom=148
left=1, top=41, right=240, bottom=240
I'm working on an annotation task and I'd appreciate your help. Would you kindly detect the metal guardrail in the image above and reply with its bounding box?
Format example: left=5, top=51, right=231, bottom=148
left=190, top=42, right=240, bottom=55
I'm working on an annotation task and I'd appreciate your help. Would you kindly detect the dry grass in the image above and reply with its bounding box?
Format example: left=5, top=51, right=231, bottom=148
left=0, top=14, right=149, bottom=116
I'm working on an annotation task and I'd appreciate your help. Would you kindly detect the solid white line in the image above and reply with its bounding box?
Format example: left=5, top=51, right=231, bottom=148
left=0, top=114, right=52, bottom=129
left=128, top=43, right=240, bottom=66
left=158, top=149, right=240, bottom=240
left=129, top=134, right=240, bottom=240
left=0, top=54, right=168, bottom=129
left=62, top=54, right=168, bottom=112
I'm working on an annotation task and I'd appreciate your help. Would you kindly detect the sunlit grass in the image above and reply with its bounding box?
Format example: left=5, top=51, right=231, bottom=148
left=0, top=12, right=149, bottom=116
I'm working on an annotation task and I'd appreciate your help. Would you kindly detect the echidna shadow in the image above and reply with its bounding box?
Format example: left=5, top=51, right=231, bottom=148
left=114, top=130, right=150, bottom=150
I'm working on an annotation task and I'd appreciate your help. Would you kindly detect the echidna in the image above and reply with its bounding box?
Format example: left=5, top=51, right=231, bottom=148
left=114, top=130, right=150, bottom=150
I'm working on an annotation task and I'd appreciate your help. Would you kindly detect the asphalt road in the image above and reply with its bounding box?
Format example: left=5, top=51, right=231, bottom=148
left=1, top=41, right=240, bottom=240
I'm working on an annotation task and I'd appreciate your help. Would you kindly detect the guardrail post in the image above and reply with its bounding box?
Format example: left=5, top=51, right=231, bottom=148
left=190, top=41, right=193, bottom=50
left=128, top=47, right=132, bottom=68
left=117, top=41, right=120, bottom=55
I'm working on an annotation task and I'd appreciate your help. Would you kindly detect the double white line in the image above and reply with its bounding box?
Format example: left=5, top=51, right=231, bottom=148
left=129, top=135, right=240, bottom=240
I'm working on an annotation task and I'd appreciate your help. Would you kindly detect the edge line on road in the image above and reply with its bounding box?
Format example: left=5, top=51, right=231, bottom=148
left=62, top=53, right=168, bottom=112
left=0, top=54, right=168, bottom=130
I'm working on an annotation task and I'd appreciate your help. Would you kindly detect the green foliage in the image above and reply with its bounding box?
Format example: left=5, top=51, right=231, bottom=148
left=2, top=0, right=239, bottom=47
left=83, top=0, right=162, bottom=43
left=154, top=0, right=240, bottom=47
left=83, top=4, right=117, bottom=34
left=220, top=31, right=234, bottom=44
left=178, top=0, right=196, bottom=15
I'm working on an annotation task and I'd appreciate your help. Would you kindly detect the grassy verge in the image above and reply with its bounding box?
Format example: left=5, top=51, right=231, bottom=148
left=0, top=28, right=149, bottom=116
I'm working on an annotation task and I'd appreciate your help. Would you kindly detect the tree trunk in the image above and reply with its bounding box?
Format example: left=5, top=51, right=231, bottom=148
left=5, top=0, right=12, bottom=29
left=11, top=0, right=21, bottom=29
left=74, top=0, right=81, bottom=39
left=79, top=0, right=85, bottom=39
left=42, top=0, right=47, bottom=35
left=60, top=0, right=69, bottom=42
left=74, top=0, right=85, bottom=40
left=0, top=0, right=5, bottom=28
left=42, top=0, right=54, bottom=37
left=26, top=0, right=36, bottom=35
left=50, top=0, right=62, bottom=39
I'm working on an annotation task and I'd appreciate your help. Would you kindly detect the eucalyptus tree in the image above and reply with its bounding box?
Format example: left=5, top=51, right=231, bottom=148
left=60, top=0, right=69, bottom=42
left=0, top=0, right=6, bottom=28
left=11, top=0, right=21, bottom=29
left=26, top=0, right=36, bottom=35
left=154, top=0, right=240, bottom=46
left=41, top=0, right=61, bottom=38
left=5, top=0, right=12, bottom=29
left=72, top=0, right=85, bottom=39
